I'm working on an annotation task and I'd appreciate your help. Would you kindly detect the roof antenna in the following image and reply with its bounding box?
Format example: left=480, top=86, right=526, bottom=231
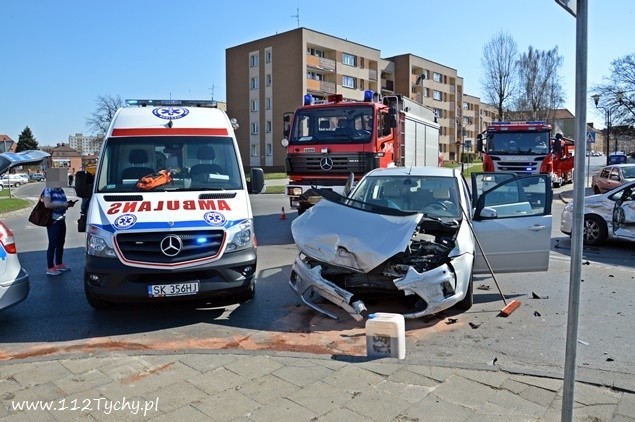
left=291, top=1, right=300, bottom=27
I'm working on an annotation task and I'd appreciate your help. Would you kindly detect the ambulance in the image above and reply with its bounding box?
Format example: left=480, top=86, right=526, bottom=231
left=74, top=99, right=264, bottom=309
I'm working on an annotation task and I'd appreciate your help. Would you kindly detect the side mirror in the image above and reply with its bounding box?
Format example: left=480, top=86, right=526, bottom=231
left=476, top=134, right=483, bottom=152
left=283, top=113, right=292, bottom=138
left=250, top=167, right=265, bottom=194
left=74, top=170, right=94, bottom=198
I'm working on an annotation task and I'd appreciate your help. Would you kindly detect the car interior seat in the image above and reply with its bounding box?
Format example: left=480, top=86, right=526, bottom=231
left=190, top=146, right=224, bottom=183
left=121, top=149, right=154, bottom=181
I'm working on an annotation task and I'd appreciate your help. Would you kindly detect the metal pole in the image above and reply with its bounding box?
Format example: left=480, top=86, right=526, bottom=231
left=562, top=0, right=587, bottom=420
left=606, top=110, right=611, bottom=165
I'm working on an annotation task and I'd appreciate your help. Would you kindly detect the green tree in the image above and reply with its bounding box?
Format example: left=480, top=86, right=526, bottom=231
left=16, top=126, right=39, bottom=152
left=592, top=54, right=635, bottom=127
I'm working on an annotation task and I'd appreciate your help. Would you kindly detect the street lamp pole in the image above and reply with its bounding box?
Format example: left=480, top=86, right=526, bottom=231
left=591, top=94, right=612, bottom=165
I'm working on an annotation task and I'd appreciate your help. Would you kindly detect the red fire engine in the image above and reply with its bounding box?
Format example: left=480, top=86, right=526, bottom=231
left=477, top=121, right=574, bottom=187
left=282, top=90, right=440, bottom=214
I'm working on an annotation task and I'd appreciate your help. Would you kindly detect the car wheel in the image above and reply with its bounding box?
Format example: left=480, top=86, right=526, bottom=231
left=583, top=214, right=608, bottom=246
left=14, top=182, right=21, bottom=188
left=0, top=185, right=3, bottom=191
left=593, top=185, right=601, bottom=194
left=84, top=283, right=113, bottom=309
left=454, top=271, right=474, bottom=311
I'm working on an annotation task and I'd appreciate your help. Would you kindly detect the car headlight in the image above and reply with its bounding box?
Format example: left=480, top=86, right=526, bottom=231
left=86, top=227, right=117, bottom=258
left=225, top=219, right=254, bottom=252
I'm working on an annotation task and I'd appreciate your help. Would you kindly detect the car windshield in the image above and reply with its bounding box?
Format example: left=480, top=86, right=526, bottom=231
left=289, top=105, right=374, bottom=144
left=621, top=166, right=635, bottom=178
left=486, top=131, right=550, bottom=155
left=348, top=175, right=462, bottom=219
left=95, top=136, right=244, bottom=193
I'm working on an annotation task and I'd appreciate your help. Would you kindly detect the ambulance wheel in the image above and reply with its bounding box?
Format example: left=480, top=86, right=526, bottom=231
left=454, top=271, right=473, bottom=311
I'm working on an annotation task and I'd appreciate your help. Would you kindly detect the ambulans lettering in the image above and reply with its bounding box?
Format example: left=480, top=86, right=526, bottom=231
left=107, top=200, right=232, bottom=215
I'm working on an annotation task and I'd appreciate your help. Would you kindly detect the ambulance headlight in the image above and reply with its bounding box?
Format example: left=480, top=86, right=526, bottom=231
left=226, top=219, right=254, bottom=252
left=86, top=229, right=117, bottom=258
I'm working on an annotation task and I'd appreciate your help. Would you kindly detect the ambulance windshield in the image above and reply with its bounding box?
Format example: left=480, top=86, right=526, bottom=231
left=95, top=136, right=244, bottom=193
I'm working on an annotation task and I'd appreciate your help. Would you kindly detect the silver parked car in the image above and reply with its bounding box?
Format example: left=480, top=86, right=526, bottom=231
left=561, top=181, right=635, bottom=245
left=0, top=150, right=51, bottom=310
left=289, top=167, right=553, bottom=321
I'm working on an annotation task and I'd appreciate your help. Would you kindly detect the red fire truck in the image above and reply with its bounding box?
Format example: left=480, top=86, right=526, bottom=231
left=282, top=90, right=440, bottom=214
left=476, top=121, right=574, bottom=187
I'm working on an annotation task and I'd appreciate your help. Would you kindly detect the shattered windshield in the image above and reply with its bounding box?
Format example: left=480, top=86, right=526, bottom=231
left=348, top=175, right=462, bottom=219
left=95, top=136, right=243, bottom=193
left=487, top=131, right=550, bottom=155
left=289, top=105, right=374, bottom=144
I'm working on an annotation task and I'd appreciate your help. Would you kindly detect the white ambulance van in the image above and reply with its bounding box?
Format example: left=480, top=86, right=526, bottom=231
left=74, top=99, right=265, bottom=309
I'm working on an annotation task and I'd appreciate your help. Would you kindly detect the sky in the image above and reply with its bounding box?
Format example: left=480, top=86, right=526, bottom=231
left=1, top=0, right=633, bottom=146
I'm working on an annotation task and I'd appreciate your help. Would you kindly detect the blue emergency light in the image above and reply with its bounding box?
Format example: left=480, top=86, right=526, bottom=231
left=363, top=90, right=375, bottom=102
left=303, top=94, right=313, bottom=106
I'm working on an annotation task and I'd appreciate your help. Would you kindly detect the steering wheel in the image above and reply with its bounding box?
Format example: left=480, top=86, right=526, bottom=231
left=421, top=202, right=449, bottom=212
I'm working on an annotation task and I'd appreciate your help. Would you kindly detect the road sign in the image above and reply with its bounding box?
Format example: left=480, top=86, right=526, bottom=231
left=586, top=131, right=595, bottom=143
left=555, top=0, right=576, bottom=17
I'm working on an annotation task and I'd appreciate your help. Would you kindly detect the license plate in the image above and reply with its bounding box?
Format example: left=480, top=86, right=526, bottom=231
left=148, top=282, right=199, bottom=298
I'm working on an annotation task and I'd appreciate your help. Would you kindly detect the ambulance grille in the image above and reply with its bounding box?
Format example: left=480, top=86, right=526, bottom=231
left=116, top=230, right=225, bottom=264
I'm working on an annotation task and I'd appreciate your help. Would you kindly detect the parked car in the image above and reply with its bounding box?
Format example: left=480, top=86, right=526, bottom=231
left=0, top=174, right=28, bottom=188
left=0, top=150, right=51, bottom=310
left=608, top=153, right=628, bottom=165
left=591, top=164, right=635, bottom=194
left=289, top=167, right=553, bottom=320
left=561, top=181, right=635, bottom=245
left=29, top=173, right=45, bottom=182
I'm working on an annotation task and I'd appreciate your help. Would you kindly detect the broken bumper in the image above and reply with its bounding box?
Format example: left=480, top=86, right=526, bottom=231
left=289, top=253, right=472, bottom=321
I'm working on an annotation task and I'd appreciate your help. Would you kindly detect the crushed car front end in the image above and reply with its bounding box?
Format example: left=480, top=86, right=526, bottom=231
left=289, top=190, right=474, bottom=321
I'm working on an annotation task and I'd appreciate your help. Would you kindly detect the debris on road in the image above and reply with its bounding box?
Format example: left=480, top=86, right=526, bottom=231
left=446, top=318, right=458, bottom=325
left=468, top=322, right=481, bottom=329
left=532, top=292, right=549, bottom=299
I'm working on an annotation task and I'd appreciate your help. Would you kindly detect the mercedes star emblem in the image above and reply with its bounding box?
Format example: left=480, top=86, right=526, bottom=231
left=320, top=156, right=334, bottom=171
left=160, top=235, right=183, bottom=257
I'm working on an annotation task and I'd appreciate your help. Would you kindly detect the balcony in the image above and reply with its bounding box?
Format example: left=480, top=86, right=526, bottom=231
left=307, top=79, right=336, bottom=94
left=368, top=69, right=377, bottom=81
left=306, top=54, right=336, bottom=73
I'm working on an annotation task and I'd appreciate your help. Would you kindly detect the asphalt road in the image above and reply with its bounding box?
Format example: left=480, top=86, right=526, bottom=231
left=1, top=162, right=633, bottom=388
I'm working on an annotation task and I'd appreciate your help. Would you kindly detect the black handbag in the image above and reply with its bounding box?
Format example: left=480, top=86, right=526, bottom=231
left=28, top=198, right=52, bottom=227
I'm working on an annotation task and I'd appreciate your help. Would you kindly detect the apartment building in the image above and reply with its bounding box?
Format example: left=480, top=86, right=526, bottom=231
left=68, top=133, right=103, bottom=156
left=226, top=27, right=493, bottom=170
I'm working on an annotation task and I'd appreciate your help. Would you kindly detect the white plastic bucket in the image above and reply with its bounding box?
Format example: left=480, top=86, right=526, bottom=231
left=365, top=312, right=406, bottom=359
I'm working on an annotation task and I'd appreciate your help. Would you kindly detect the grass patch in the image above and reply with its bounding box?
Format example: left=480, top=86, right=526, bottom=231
left=264, top=185, right=285, bottom=194
left=0, top=196, right=31, bottom=213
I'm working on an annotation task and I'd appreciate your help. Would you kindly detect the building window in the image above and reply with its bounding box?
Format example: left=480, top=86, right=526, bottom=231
left=463, top=101, right=469, bottom=110
left=307, top=47, right=325, bottom=58
left=433, top=72, right=442, bottom=82
left=250, top=100, right=259, bottom=112
left=342, top=75, right=356, bottom=88
left=266, top=121, right=272, bottom=133
left=251, top=122, right=259, bottom=134
left=266, top=143, right=272, bottom=156
left=266, top=74, right=272, bottom=87
left=424, top=88, right=429, bottom=97
left=250, top=144, right=258, bottom=157
left=434, top=108, right=443, bottom=119
left=265, top=50, right=271, bottom=63
left=307, top=71, right=324, bottom=81
left=360, top=57, right=365, bottom=69
left=250, top=77, right=258, bottom=90
left=433, top=90, right=442, bottom=101
left=250, top=54, right=258, bottom=67
left=342, top=53, right=357, bottom=67
left=266, top=97, right=272, bottom=110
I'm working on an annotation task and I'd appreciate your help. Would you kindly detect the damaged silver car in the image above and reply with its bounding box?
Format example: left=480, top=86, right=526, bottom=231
left=290, top=167, right=552, bottom=321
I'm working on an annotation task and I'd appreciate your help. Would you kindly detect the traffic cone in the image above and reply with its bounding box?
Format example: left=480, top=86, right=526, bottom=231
left=280, top=207, right=287, bottom=220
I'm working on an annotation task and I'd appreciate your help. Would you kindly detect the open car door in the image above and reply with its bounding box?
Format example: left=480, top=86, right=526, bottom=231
left=470, top=173, right=552, bottom=273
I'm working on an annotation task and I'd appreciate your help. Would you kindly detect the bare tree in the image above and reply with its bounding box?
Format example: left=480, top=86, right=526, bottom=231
left=592, top=54, right=635, bottom=126
left=85, top=95, right=124, bottom=135
left=514, top=46, right=565, bottom=123
left=480, top=31, right=518, bottom=121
